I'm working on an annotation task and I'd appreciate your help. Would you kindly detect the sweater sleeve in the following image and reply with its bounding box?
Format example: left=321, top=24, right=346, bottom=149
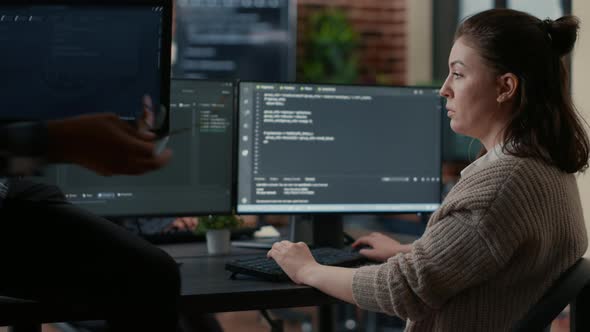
left=351, top=159, right=542, bottom=321
left=352, top=214, right=503, bottom=320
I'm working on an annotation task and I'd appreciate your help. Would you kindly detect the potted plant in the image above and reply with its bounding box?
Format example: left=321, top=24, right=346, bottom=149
left=198, top=215, right=242, bottom=255
left=299, top=8, right=359, bottom=84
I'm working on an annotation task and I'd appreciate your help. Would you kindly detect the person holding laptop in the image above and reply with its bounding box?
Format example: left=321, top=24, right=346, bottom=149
left=0, top=114, right=179, bottom=332
left=0, top=1, right=182, bottom=331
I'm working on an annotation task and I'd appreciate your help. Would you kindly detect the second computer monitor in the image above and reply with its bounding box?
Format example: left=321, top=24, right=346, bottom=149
left=237, top=82, right=443, bottom=214
left=33, top=79, right=235, bottom=217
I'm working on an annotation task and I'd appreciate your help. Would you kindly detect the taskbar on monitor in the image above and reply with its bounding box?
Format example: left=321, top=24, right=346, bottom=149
left=237, top=203, right=441, bottom=213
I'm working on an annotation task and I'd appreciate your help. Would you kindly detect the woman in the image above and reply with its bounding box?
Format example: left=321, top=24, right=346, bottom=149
left=267, top=9, right=589, bottom=331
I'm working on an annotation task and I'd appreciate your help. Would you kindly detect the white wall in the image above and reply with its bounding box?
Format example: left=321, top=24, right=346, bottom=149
left=572, top=1, right=590, bottom=256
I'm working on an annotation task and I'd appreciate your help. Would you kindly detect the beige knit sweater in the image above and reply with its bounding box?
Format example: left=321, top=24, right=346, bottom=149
left=352, top=155, right=588, bottom=331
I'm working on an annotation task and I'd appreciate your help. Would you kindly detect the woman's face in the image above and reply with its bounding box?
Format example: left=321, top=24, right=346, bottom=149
left=439, top=37, right=505, bottom=141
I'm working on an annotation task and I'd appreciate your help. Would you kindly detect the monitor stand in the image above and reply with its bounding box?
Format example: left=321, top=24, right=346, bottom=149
left=289, top=214, right=344, bottom=248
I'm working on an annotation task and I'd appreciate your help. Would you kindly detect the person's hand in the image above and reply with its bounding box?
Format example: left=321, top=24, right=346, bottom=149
left=352, top=232, right=412, bottom=262
left=47, top=113, right=172, bottom=176
left=267, top=241, right=320, bottom=284
left=165, top=217, right=199, bottom=232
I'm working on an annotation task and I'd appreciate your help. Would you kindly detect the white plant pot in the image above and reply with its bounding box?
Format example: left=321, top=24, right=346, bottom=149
left=206, top=229, right=231, bottom=255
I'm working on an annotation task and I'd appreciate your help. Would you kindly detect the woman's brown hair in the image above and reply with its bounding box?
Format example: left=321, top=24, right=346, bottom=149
left=457, top=9, right=589, bottom=173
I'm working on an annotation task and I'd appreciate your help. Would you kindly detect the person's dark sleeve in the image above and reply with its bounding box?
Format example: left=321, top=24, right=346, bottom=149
left=0, top=121, right=48, bottom=175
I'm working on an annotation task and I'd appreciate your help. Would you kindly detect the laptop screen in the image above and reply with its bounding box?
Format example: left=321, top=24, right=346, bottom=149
left=0, top=0, right=172, bottom=134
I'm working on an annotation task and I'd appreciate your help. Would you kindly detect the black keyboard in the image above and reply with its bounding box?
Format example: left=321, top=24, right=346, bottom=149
left=225, top=247, right=369, bottom=281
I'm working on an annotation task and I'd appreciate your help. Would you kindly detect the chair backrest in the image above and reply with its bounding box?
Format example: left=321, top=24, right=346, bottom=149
left=512, top=258, right=590, bottom=332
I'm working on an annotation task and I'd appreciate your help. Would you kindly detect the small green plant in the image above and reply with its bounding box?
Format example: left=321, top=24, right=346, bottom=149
left=299, top=8, right=359, bottom=83
left=196, top=215, right=242, bottom=233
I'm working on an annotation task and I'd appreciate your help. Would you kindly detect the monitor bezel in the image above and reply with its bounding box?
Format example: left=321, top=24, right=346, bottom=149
left=0, top=0, right=172, bottom=137
left=235, top=80, right=444, bottom=215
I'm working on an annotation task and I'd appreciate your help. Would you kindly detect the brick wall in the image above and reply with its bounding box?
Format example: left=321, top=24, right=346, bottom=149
left=297, top=0, right=408, bottom=85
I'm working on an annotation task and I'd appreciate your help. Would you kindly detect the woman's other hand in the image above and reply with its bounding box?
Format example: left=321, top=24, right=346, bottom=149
left=352, top=232, right=412, bottom=262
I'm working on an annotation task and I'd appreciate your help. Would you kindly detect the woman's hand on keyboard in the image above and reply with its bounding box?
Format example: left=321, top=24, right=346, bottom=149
left=352, top=232, right=412, bottom=262
left=267, top=240, right=319, bottom=284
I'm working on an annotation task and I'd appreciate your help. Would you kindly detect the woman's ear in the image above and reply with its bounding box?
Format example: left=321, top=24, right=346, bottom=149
left=496, top=73, right=519, bottom=103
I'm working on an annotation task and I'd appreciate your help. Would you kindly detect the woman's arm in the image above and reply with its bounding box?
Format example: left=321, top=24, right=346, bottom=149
left=269, top=215, right=508, bottom=321
left=267, top=232, right=412, bottom=304
left=301, top=264, right=357, bottom=304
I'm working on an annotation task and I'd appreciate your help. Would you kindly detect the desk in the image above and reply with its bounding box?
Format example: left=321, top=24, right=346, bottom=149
left=162, top=242, right=342, bottom=313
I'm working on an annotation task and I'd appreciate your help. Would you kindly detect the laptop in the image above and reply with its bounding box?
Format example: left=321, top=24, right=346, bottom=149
left=0, top=0, right=172, bottom=136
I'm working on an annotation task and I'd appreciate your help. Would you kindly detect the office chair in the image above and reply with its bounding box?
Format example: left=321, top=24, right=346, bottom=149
left=512, top=258, right=590, bottom=332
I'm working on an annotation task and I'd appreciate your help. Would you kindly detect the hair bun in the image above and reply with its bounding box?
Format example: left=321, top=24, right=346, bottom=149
left=543, top=16, right=580, bottom=56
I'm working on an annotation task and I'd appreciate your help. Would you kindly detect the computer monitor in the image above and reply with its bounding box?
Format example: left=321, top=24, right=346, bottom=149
left=236, top=82, right=443, bottom=214
left=33, top=79, right=235, bottom=217
left=0, top=0, right=172, bottom=136
left=172, top=0, right=296, bottom=81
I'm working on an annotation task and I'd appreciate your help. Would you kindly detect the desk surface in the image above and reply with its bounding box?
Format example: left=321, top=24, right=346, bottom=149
left=162, top=242, right=342, bottom=313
